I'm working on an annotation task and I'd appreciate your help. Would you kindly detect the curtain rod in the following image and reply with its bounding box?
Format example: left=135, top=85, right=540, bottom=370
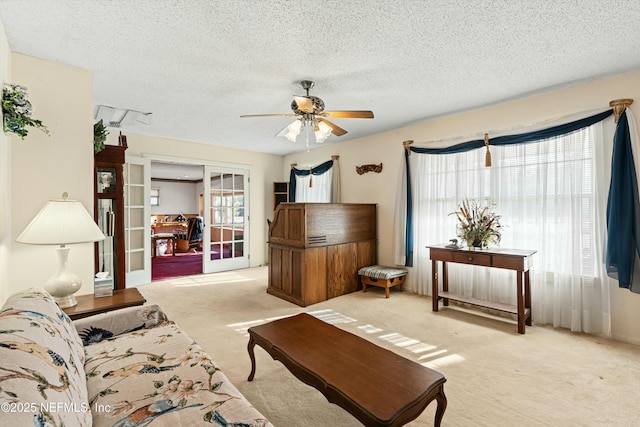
left=404, top=103, right=631, bottom=150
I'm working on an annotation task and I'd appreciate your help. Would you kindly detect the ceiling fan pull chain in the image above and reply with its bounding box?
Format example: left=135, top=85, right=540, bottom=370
left=309, top=167, right=313, bottom=187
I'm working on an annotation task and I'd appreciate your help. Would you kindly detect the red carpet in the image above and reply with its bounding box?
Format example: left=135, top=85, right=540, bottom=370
left=152, top=252, right=203, bottom=281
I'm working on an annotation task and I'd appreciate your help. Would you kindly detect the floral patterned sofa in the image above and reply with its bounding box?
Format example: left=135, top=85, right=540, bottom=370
left=0, top=288, right=273, bottom=426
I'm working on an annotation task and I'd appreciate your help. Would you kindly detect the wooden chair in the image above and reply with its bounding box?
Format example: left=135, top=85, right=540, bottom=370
left=176, top=216, right=203, bottom=252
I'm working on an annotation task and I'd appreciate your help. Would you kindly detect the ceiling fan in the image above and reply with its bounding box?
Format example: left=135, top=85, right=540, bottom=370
left=240, top=80, right=374, bottom=148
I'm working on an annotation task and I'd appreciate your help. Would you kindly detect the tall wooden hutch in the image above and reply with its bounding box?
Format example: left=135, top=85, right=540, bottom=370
left=94, top=141, right=127, bottom=290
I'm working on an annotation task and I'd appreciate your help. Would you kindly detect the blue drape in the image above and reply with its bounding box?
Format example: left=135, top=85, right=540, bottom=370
left=403, top=109, right=615, bottom=266
left=289, top=159, right=334, bottom=202
left=404, top=149, right=414, bottom=266
left=606, top=111, right=640, bottom=293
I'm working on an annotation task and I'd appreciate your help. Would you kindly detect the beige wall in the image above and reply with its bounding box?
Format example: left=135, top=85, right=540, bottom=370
left=121, top=133, right=283, bottom=267
left=1, top=16, right=639, bottom=344
left=0, top=19, right=11, bottom=304
left=7, top=54, right=96, bottom=298
left=284, top=70, right=640, bottom=345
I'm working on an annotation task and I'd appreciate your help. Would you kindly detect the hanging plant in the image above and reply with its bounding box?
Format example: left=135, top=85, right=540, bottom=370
left=2, top=84, right=49, bottom=139
left=94, top=119, right=109, bottom=152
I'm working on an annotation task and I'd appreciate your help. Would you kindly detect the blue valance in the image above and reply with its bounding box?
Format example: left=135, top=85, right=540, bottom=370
left=606, top=111, right=640, bottom=292
left=410, top=109, right=613, bottom=155
left=403, top=108, right=616, bottom=267
left=289, top=159, right=334, bottom=202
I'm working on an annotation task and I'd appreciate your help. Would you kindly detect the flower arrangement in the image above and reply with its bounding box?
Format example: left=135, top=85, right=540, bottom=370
left=2, top=83, right=49, bottom=139
left=450, top=198, right=503, bottom=249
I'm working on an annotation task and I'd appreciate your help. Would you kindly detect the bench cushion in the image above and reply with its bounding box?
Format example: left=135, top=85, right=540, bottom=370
left=358, top=265, right=408, bottom=280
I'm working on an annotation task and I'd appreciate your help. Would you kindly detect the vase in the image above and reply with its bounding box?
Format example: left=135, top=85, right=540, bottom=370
left=468, top=239, right=483, bottom=250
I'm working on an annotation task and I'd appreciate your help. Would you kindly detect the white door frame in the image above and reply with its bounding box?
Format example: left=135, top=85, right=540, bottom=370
left=143, top=154, right=252, bottom=274
left=202, top=165, right=250, bottom=273
left=124, top=156, right=151, bottom=286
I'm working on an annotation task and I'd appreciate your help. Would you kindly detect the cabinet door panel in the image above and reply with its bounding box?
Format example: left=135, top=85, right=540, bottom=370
left=327, top=243, right=358, bottom=299
left=302, top=248, right=326, bottom=305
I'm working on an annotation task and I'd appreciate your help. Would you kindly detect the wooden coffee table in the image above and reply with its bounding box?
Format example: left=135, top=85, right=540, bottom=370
left=247, top=313, right=447, bottom=426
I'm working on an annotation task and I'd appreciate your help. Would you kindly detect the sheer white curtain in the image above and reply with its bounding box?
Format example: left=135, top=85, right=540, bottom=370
left=295, top=168, right=334, bottom=202
left=293, top=157, right=341, bottom=203
left=408, top=121, right=613, bottom=334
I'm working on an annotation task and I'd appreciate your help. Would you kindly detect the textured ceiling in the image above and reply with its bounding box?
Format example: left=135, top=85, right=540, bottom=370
left=2, top=0, right=640, bottom=156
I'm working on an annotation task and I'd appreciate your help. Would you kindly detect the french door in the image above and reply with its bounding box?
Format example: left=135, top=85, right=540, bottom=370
left=203, top=166, right=250, bottom=273
left=123, top=156, right=151, bottom=286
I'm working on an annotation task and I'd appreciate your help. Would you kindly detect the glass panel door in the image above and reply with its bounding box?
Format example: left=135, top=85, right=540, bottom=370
left=124, top=156, right=151, bottom=286
left=203, top=166, right=249, bottom=273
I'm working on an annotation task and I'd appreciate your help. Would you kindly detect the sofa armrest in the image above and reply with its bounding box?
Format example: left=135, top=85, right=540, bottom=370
left=72, top=304, right=169, bottom=346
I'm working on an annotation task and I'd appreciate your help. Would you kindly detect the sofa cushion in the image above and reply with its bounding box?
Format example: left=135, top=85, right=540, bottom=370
left=0, top=288, right=91, bottom=426
left=84, top=321, right=272, bottom=426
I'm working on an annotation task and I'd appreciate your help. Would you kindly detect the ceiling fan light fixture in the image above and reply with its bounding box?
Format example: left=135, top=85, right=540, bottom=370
left=314, top=120, right=332, bottom=143
left=284, top=119, right=302, bottom=142
left=242, top=80, right=373, bottom=149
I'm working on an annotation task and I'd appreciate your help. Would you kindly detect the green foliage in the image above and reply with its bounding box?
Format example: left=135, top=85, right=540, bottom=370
left=94, top=118, right=109, bottom=152
left=2, top=84, right=49, bottom=139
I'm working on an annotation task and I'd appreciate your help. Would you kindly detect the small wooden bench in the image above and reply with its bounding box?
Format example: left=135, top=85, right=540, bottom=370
left=359, top=265, right=408, bottom=298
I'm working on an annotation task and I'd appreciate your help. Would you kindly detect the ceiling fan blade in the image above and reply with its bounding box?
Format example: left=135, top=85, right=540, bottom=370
left=275, top=120, right=299, bottom=137
left=293, top=96, right=314, bottom=113
left=240, top=113, right=298, bottom=118
left=318, top=118, right=348, bottom=136
left=321, top=110, right=374, bottom=119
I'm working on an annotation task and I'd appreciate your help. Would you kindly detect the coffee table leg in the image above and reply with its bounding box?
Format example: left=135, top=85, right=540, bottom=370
left=434, top=386, right=448, bottom=427
left=247, top=336, right=257, bottom=381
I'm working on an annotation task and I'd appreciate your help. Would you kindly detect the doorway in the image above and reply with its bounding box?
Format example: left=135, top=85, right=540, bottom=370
left=146, top=161, right=250, bottom=280
left=149, top=161, right=204, bottom=280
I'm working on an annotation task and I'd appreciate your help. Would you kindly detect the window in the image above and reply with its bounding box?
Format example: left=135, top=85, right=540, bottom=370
left=406, top=122, right=611, bottom=333
left=150, top=188, right=159, bottom=206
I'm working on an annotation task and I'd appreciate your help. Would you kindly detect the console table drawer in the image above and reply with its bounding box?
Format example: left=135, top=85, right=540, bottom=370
left=452, top=251, right=491, bottom=266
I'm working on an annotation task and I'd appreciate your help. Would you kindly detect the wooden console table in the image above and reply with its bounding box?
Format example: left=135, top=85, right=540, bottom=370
left=248, top=313, right=447, bottom=426
left=428, top=244, right=536, bottom=334
left=63, top=288, right=146, bottom=320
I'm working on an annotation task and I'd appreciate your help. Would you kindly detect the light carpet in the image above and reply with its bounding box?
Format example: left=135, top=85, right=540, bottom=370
left=137, top=267, right=639, bottom=426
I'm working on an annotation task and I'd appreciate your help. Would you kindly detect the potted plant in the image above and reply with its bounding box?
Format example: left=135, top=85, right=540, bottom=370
left=450, top=198, right=503, bottom=249
left=94, top=119, right=109, bottom=152
left=2, top=83, right=49, bottom=139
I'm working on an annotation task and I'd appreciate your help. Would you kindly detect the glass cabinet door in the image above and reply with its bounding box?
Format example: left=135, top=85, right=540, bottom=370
left=96, top=198, right=117, bottom=286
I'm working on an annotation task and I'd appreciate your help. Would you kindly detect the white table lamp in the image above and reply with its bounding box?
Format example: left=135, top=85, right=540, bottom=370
left=16, top=192, right=105, bottom=308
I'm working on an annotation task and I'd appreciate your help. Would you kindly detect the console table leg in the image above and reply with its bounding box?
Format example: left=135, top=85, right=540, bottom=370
left=525, top=270, right=532, bottom=326
left=434, top=386, right=448, bottom=427
left=432, top=260, right=439, bottom=312
left=247, top=336, right=257, bottom=381
left=517, top=271, right=525, bottom=334
left=442, top=262, right=449, bottom=306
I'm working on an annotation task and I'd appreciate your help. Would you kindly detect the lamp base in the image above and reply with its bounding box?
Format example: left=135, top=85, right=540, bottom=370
left=44, top=246, right=82, bottom=309
left=54, top=294, right=78, bottom=308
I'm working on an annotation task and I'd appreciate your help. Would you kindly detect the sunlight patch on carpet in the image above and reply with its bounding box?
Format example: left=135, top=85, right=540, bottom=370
left=358, top=324, right=383, bottom=334
left=420, top=354, right=466, bottom=369
left=307, top=309, right=356, bottom=324
left=227, top=315, right=293, bottom=336
left=169, top=271, right=255, bottom=287
left=378, top=332, right=421, bottom=347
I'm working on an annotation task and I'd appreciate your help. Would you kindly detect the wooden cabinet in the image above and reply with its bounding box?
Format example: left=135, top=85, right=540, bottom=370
left=94, top=144, right=127, bottom=290
left=268, top=203, right=377, bottom=306
left=273, top=182, right=289, bottom=212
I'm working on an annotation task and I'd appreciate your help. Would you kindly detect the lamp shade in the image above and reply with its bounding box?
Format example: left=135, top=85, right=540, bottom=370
left=16, top=192, right=105, bottom=245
